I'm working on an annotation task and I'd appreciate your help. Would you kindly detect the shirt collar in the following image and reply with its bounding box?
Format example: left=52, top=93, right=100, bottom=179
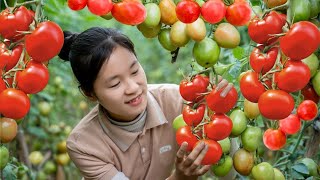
left=97, top=91, right=168, bottom=152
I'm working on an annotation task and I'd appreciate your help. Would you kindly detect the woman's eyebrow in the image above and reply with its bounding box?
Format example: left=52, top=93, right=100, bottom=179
left=130, top=60, right=138, bottom=69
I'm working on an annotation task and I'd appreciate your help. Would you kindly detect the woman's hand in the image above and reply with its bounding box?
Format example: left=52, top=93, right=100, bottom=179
left=212, top=76, right=233, bottom=98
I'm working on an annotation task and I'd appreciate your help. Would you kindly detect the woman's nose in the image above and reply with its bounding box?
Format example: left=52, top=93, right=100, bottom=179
left=125, top=79, right=139, bottom=95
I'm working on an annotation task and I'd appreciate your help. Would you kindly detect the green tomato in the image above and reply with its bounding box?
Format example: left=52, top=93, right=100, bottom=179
left=36, top=171, right=47, bottom=180
left=312, top=71, right=320, bottom=96
left=218, top=138, right=231, bottom=154
left=213, top=23, right=240, bottom=49
left=170, top=21, right=190, bottom=47
left=137, top=22, right=161, bottom=38
left=172, top=114, right=187, bottom=131
left=244, top=99, right=260, bottom=120
left=193, top=38, right=220, bottom=68
left=100, top=12, right=113, bottom=20
left=302, top=54, right=319, bottom=77
left=273, top=168, right=285, bottom=180
left=241, top=126, right=262, bottom=152
left=252, top=162, right=275, bottom=180
left=0, top=146, right=9, bottom=170
left=309, top=0, right=320, bottom=18
left=158, top=28, right=178, bottom=51
left=38, top=101, right=51, bottom=116
left=300, top=158, right=319, bottom=177
left=44, top=161, right=57, bottom=174
left=29, top=151, right=44, bottom=166
left=233, top=148, right=254, bottom=176
left=143, top=3, right=161, bottom=28
left=289, top=0, right=311, bottom=23
left=211, top=155, right=233, bottom=177
left=230, top=109, right=248, bottom=136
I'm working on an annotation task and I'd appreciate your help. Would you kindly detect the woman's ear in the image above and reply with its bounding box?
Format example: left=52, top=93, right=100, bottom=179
left=82, top=89, right=97, bottom=101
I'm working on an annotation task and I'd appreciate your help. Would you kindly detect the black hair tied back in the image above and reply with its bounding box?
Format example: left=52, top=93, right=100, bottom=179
left=58, top=31, right=79, bottom=61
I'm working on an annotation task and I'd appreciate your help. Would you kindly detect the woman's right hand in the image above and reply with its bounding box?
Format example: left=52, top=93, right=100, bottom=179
left=172, top=141, right=211, bottom=180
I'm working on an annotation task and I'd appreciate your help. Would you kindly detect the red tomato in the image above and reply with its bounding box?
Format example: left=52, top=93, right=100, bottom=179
left=263, top=129, right=286, bottom=151
left=25, top=21, right=64, bottom=63
left=225, top=1, right=251, bottom=26
left=248, top=11, right=284, bottom=44
left=182, top=104, right=205, bottom=126
left=194, top=139, right=222, bottom=165
left=297, top=100, right=318, bottom=121
left=204, top=114, right=233, bottom=141
left=16, top=61, right=49, bottom=94
left=279, top=114, right=301, bottom=135
left=258, top=90, right=294, bottom=120
left=112, top=0, right=146, bottom=25
left=176, top=126, right=198, bottom=151
left=249, top=46, right=278, bottom=75
left=0, top=44, right=23, bottom=71
left=179, top=75, right=209, bottom=102
left=280, top=21, right=320, bottom=60
left=275, top=61, right=311, bottom=93
left=68, top=0, right=88, bottom=11
left=206, top=86, right=238, bottom=114
left=87, top=0, right=113, bottom=15
left=0, top=6, right=31, bottom=40
left=301, top=84, right=319, bottom=104
left=176, top=0, right=201, bottom=23
left=0, top=88, right=30, bottom=119
left=240, top=71, right=265, bottom=103
left=201, top=0, right=226, bottom=24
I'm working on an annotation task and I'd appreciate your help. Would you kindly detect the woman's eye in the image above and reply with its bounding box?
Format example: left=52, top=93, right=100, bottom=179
left=132, top=69, right=139, bottom=75
left=110, top=82, right=120, bottom=88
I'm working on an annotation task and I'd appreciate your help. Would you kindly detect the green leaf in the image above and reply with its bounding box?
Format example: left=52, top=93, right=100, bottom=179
left=233, top=46, right=246, bottom=60
left=3, top=163, right=17, bottom=180
left=292, top=163, right=309, bottom=175
left=27, top=127, right=48, bottom=139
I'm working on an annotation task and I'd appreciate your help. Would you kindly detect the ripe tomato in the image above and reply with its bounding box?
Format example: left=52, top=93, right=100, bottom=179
left=182, top=104, right=205, bottom=126
left=68, top=0, right=88, bottom=11
left=194, top=139, right=222, bottom=165
left=280, top=21, right=320, bottom=60
left=225, top=1, right=251, bottom=26
left=279, top=114, right=301, bottom=135
left=0, top=117, right=18, bottom=143
left=240, top=71, right=265, bottom=103
left=16, top=61, right=49, bottom=94
left=297, top=100, right=318, bottom=121
left=263, top=129, right=286, bottom=150
left=112, top=0, right=146, bottom=25
left=249, top=46, right=278, bottom=75
left=179, top=75, right=209, bottom=102
left=301, top=84, right=319, bottom=104
left=201, top=0, right=226, bottom=24
left=206, top=86, right=238, bottom=114
left=176, top=0, right=201, bottom=23
left=0, top=44, right=22, bottom=71
left=176, top=126, right=198, bottom=151
left=0, top=77, right=6, bottom=94
left=275, top=61, right=311, bottom=93
left=186, top=18, right=206, bottom=42
left=87, top=0, right=113, bottom=15
left=233, top=148, right=254, bottom=175
left=159, top=0, right=178, bottom=25
left=258, top=90, right=294, bottom=120
left=204, top=114, right=233, bottom=141
left=25, top=21, right=64, bottom=62
left=0, top=88, right=30, bottom=119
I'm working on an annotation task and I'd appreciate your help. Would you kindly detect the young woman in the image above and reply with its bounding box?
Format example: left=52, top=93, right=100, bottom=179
left=58, top=27, right=234, bottom=180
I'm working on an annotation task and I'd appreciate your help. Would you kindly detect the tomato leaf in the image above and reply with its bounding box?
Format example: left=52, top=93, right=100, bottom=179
left=27, top=126, right=49, bottom=139
left=292, top=163, right=309, bottom=175
left=3, top=163, right=17, bottom=180
left=232, top=46, right=245, bottom=60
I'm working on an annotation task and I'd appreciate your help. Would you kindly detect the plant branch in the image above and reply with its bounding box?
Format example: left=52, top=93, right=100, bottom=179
left=16, top=127, right=31, bottom=169
left=17, top=0, right=38, bottom=6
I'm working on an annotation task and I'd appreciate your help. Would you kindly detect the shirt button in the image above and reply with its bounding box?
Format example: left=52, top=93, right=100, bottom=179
left=141, top=147, right=145, bottom=153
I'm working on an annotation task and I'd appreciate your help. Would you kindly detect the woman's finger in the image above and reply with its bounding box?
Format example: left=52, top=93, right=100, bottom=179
left=215, top=79, right=228, bottom=92
left=176, top=142, right=188, bottom=163
left=195, top=165, right=211, bottom=176
left=182, top=141, right=205, bottom=167
left=188, top=143, right=208, bottom=171
left=220, top=83, right=233, bottom=97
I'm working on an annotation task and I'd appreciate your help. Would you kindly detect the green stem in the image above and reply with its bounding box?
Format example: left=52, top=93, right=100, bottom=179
left=16, top=0, right=38, bottom=7
left=274, top=154, right=290, bottom=166
left=290, top=121, right=306, bottom=157
left=273, top=160, right=290, bottom=168
left=34, top=0, right=42, bottom=25
left=3, top=0, right=9, bottom=8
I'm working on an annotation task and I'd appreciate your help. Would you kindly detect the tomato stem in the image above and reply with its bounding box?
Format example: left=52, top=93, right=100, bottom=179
left=264, top=0, right=290, bottom=13
left=3, top=0, right=9, bottom=8
left=16, top=0, right=38, bottom=7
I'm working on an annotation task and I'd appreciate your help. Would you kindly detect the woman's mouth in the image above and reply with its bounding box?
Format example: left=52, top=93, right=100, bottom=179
left=126, top=94, right=143, bottom=106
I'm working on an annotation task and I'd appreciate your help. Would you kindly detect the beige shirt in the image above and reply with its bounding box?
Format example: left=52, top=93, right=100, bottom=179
left=67, top=84, right=184, bottom=180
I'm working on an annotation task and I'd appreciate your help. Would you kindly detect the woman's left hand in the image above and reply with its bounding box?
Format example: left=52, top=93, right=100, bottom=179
left=212, top=75, right=234, bottom=98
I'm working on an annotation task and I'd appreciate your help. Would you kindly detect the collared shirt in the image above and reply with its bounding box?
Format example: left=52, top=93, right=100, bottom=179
left=67, top=84, right=184, bottom=180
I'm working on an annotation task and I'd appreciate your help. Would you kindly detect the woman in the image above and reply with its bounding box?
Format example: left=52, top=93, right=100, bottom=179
left=58, top=27, right=234, bottom=180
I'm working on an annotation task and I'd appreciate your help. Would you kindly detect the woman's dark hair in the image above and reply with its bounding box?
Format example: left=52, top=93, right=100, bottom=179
left=58, top=27, right=136, bottom=96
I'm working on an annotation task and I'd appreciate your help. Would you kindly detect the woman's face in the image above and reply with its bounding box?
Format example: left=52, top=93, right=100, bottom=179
left=93, top=46, right=148, bottom=121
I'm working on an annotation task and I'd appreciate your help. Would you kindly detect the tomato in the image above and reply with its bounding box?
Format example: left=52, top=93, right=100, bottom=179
left=258, top=90, right=294, bottom=120
left=137, top=22, right=161, bottom=38
left=289, top=0, right=310, bottom=23
left=309, top=0, right=320, bottom=18
left=0, top=88, right=30, bottom=119
left=68, top=0, right=87, bottom=11
left=87, top=0, right=112, bottom=15
left=279, top=21, right=320, bottom=60
left=229, top=109, right=247, bottom=136
left=0, top=146, right=9, bottom=170
left=0, top=44, right=22, bottom=71
left=159, top=0, right=178, bottom=25
left=250, top=46, right=278, bottom=74
left=16, top=61, right=49, bottom=94
left=297, top=100, right=318, bottom=121
left=201, top=0, right=226, bottom=24
left=29, top=151, right=44, bottom=165
left=112, top=0, right=146, bottom=25
left=175, top=0, right=201, bottom=23
left=193, top=38, right=220, bottom=68
left=233, top=148, right=254, bottom=176
left=0, top=117, right=17, bottom=143
left=158, top=28, right=178, bottom=51
left=274, top=168, right=285, bottom=180
left=43, top=161, right=57, bottom=174
left=179, top=74, right=209, bottom=102
left=312, top=71, right=320, bottom=96
left=248, top=11, right=284, bottom=44
left=240, top=71, right=266, bottom=103
left=263, top=129, right=286, bottom=150
left=186, top=18, right=206, bottom=42
left=176, top=126, right=198, bottom=151
left=56, top=153, right=70, bottom=166
left=206, top=86, right=238, bottom=114
left=172, top=114, right=187, bottom=131
left=217, top=137, right=231, bottom=153
left=57, top=140, right=67, bottom=153
left=170, top=21, right=190, bottom=47
left=244, top=99, right=260, bottom=119
left=211, top=155, right=233, bottom=177
left=25, top=21, right=64, bottom=62
left=182, top=104, right=205, bottom=126
left=279, top=114, right=301, bottom=135
left=263, top=0, right=287, bottom=8
left=0, top=76, right=6, bottom=94
left=213, top=23, right=240, bottom=49
left=143, top=3, right=161, bottom=27
left=195, top=139, right=222, bottom=165
left=251, top=162, right=275, bottom=180
left=241, top=126, right=262, bottom=152
left=225, top=1, right=251, bottom=26
left=0, top=6, right=31, bottom=40
left=38, top=101, right=51, bottom=116
left=204, top=114, right=233, bottom=141
left=302, top=54, right=319, bottom=77
left=302, top=84, right=319, bottom=104
left=276, top=61, right=311, bottom=93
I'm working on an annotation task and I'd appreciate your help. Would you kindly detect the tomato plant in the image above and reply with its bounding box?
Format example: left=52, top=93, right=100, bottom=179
left=112, top=0, right=147, bottom=25
left=176, top=0, right=201, bottom=23
left=201, top=0, right=226, bottom=24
